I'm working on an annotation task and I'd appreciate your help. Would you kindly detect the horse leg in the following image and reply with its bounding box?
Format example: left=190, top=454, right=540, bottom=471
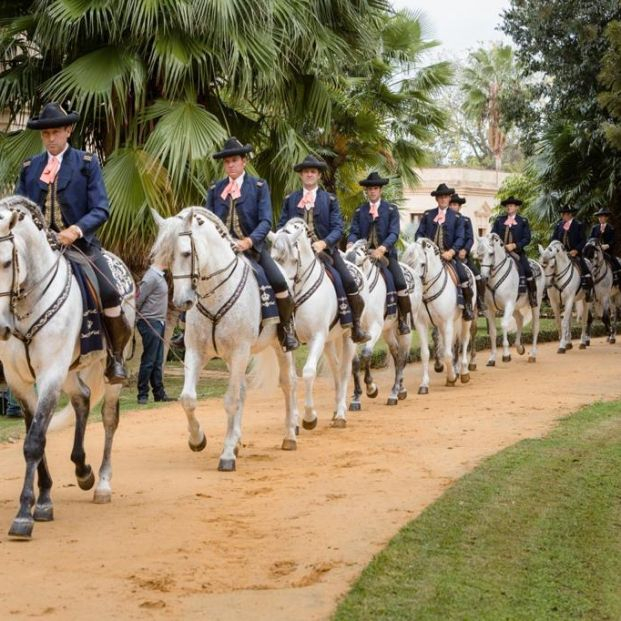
left=486, top=309, right=498, bottom=366
left=558, top=298, right=572, bottom=352
left=385, top=329, right=405, bottom=405
left=362, top=321, right=382, bottom=399
left=432, top=326, right=443, bottom=373
left=579, top=301, right=590, bottom=348
left=180, top=347, right=208, bottom=451
left=218, top=346, right=250, bottom=471
left=514, top=309, right=525, bottom=356
left=417, top=320, right=430, bottom=394
left=9, top=378, right=61, bottom=539
left=349, top=351, right=363, bottom=411
left=529, top=304, right=540, bottom=363
left=500, top=304, right=513, bottom=362
left=273, top=347, right=298, bottom=450
left=459, top=320, right=472, bottom=383
left=325, top=338, right=352, bottom=427
left=93, top=381, right=122, bottom=504
left=468, top=317, right=478, bottom=371
left=302, top=334, right=326, bottom=430
left=443, top=322, right=456, bottom=386
left=65, top=373, right=96, bottom=492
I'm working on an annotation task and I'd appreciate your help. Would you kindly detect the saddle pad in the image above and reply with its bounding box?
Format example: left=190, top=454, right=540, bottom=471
left=247, top=259, right=279, bottom=327
left=378, top=265, right=397, bottom=320
left=323, top=264, right=353, bottom=328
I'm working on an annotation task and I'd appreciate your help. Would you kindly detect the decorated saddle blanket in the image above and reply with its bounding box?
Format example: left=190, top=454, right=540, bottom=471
left=246, top=258, right=280, bottom=327
left=371, top=264, right=397, bottom=320
left=323, top=263, right=354, bottom=329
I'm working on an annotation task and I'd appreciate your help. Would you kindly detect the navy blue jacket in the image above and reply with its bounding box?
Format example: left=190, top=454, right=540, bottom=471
left=415, top=207, right=464, bottom=253
left=461, top=214, right=475, bottom=254
left=277, top=188, right=343, bottom=249
left=206, top=174, right=272, bottom=251
left=16, top=146, right=109, bottom=243
left=348, top=200, right=400, bottom=257
left=492, top=214, right=532, bottom=253
left=590, top=223, right=615, bottom=247
left=552, top=218, right=585, bottom=253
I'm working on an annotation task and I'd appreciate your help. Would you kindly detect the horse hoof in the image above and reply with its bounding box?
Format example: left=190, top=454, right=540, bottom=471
left=418, top=386, right=429, bottom=395
left=557, top=347, right=566, bottom=354
left=445, top=379, right=456, bottom=387
left=566, top=342, right=573, bottom=350
left=77, top=466, right=95, bottom=491
left=578, top=343, right=586, bottom=350
left=366, top=386, right=378, bottom=399
left=295, top=425, right=299, bottom=436
left=281, top=439, right=297, bottom=451
left=234, top=444, right=240, bottom=457
left=460, top=373, right=470, bottom=384
left=8, top=517, right=34, bottom=540
left=398, top=390, right=407, bottom=401
left=302, top=418, right=317, bottom=430
left=486, top=360, right=495, bottom=367
left=527, top=356, right=536, bottom=363
left=386, top=397, right=398, bottom=406
left=93, top=490, right=112, bottom=504
left=610, top=338, right=616, bottom=344
left=584, top=340, right=590, bottom=346
left=434, top=363, right=444, bottom=373
left=349, top=402, right=361, bottom=412
left=331, top=418, right=347, bottom=429
left=33, top=503, right=54, bottom=522
left=468, top=363, right=477, bottom=371
left=189, top=433, right=207, bottom=452
left=217, top=458, right=236, bottom=472
left=502, top=355, right=511, bottom=363
left=516, top=344, right=525, bottom=355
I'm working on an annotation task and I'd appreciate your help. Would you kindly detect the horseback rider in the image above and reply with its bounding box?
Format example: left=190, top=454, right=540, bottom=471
left=347, top=171, right=412, bottom=335
left=551, top=204, right=593, bottom=301
left=206, top=137, right=299, bottom=351
left=491, top=195, right=538, bottom=308
left=277, top=154, right=370, bottom=343
left=448, top=193, right=487, bottom=313
left=590, top=207, right=621, bottom=287
left=416, top=183, right=474, bottom=320
left=16, top=102, right=131, bottom=384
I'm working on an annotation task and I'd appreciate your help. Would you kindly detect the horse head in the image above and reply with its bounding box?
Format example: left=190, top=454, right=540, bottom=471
left=271, top=217, right=312, bottom=283
left=538, top=240, right=565, bottom=287
left=344, top=239, right=369, bottom=268
left=403, top=238, right=437, bottom=280
left=582, top=237, right=602, bottom=263
left=477, top=233, right=503, bottom=279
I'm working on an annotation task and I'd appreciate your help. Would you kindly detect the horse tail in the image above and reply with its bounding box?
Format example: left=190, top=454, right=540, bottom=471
left=48, top=403, right=74, bottom=432
left=521, top=306, right=533, bottom=329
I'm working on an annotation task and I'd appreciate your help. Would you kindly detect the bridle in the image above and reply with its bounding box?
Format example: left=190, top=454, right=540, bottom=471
left=479, top=238, right=514, bottom=307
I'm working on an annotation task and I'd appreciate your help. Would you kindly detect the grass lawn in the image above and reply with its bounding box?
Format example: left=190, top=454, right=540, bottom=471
left=333, top=400, right=621, bottom=621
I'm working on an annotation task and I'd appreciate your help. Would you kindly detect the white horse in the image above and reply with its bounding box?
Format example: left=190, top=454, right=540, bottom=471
left=150, top=207, right=298, bottom=471
left=402, top=238, right=475, bottom=393
left=476, top=233, right=545, bottom=364
left=344, top=239, right=422, bottom=409
left=0, top=196, right=135, bottom=539
left=538, top=240, right=590, bottom=353
left=582, top=238, right=616, bottom=344
left=270, top=218, right=358, bottom=428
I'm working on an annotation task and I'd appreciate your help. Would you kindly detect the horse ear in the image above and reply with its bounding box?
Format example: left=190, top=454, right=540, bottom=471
left=8, top=210, right=19, bottom=230
left=267, top=231, right=276, bottom=243
left=150, top=208, right=165, bottom=229
left=538, top=244, right=545, bottom=255
left=183, top=209, right=194, bottom=227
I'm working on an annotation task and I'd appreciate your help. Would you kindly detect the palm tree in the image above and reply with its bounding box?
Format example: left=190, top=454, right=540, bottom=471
left=0, top=1, right=449, bottom=267
left=461, top=44, right=520, bottom=181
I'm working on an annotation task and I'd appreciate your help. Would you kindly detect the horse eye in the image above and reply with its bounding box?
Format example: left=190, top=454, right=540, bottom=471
left=2, top=260, right=11, bottom=269
left=181, top=251, right=191, bottom=259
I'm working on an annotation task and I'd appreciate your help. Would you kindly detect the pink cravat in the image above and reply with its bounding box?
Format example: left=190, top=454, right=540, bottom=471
left=600, top=224, right=606, bottom=233
left=221, top=178, right=241, bottom=201
left=505, top=214, right=517, bottom=227
left=433, top=209, right=446, bottom=225
left=40, top=155, right=60, bottom=184
left=563, top=219, right=572, bottom=232
left=298, top=190, right=314, bottom=210
left=369, top=201, right=379, bottom=220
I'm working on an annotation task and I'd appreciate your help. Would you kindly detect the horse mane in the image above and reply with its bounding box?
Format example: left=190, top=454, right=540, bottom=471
left=0, top=195, right=47, bottom=231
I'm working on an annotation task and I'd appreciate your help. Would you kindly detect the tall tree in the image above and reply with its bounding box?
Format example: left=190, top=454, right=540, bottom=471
left=0, top=1, right=450, bottom=269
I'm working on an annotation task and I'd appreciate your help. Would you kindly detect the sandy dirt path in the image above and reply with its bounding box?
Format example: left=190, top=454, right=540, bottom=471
left=0, top=339, right=619, bottom=620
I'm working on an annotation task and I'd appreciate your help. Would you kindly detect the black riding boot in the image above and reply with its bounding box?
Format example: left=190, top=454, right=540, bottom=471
left=475, top=278, right=487, bottom=312
left=276, top=295, right=299, bottom=352
left=526, top=277, right=538, bottom=308
left=396, top=294, right=412, bottom=335
left=103, top=313, right=132, bottom=384
left=462, top=284, right=474, bottom=321
left=347, top=292, right=371, bottom=343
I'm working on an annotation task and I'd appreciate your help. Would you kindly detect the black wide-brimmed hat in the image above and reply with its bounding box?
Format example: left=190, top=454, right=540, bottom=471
left=431, top=183, right=455, bottom=196
left=450, top=193, right=466, bottom=205
left=500, top=195, right=523, bottom=207
left=594, top=207, right=611, bottom=217
left=559, top=204, right=578, bottom=213
left=26, top=102, right=80, bottom=130
left=359, top=171, right=389, bottom=187
left=293, top=154, right=328, bottom=172
left=213, top=137, right=253, bottom=160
